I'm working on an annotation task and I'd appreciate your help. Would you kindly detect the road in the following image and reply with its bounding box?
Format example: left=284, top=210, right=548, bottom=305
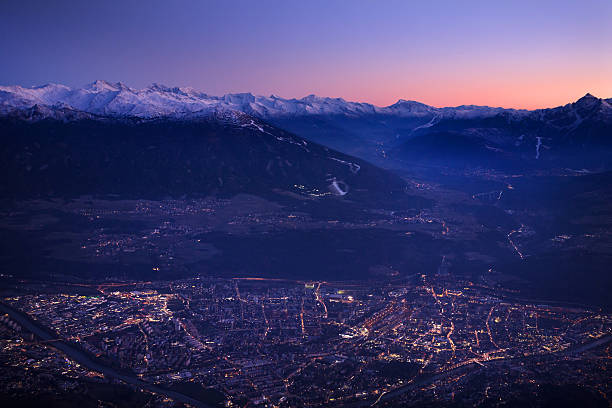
left=0, top=301, right=216, bottom=408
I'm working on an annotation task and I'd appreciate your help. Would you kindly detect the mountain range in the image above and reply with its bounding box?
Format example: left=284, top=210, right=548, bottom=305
left=2, top=81, right=611, bottom=169
left=0, top=80, right=522, bottom=119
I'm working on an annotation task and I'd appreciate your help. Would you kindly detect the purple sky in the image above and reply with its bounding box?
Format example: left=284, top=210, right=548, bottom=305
left=1, top=0, right=611, bottom=108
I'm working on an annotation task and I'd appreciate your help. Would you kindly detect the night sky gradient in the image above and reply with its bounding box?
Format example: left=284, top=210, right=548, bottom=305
left=1, top=0, right=611, bottom=108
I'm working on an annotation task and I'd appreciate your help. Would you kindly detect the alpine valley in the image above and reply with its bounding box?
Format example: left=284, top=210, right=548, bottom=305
left=1, top=81, right=611, bottom=308
left=1, top=80, right=612, bottom=408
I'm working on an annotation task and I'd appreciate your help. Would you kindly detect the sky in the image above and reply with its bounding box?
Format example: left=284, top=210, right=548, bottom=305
left=1, top=0, right=611, bottom=109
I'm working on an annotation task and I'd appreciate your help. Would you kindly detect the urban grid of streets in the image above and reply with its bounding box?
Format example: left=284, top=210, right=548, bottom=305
left=1, top=274, right=610, bottom=407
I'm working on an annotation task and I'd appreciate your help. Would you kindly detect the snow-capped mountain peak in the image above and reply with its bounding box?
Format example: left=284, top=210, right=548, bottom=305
left=573, top=93, right=605, bottom=110
left=85, top=79, right=126, bottom=92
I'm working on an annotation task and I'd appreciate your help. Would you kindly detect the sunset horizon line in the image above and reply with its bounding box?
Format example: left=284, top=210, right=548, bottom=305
left=3, top=79, right=610, bottom=112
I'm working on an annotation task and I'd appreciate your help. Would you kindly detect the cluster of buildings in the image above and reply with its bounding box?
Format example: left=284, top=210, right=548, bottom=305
left=1, top=275, right=610, bottom=406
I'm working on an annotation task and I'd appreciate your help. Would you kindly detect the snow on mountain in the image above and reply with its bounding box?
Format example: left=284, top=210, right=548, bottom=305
left=0, top=81, right=221, bottom=118
left=531, top=93, right=612, bottom=130
left=0, top=80, right=528, bottom=120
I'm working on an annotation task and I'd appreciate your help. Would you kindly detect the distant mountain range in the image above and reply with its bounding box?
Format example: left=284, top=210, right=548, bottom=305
left=2, top=81, right=611, bottom=169
left=0, top=80, right=525, bottom=119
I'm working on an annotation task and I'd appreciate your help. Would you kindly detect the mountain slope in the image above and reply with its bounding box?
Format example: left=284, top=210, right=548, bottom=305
left=0, top=109, right=423, bottom=211
left=391, top=94, right=612, bottom=169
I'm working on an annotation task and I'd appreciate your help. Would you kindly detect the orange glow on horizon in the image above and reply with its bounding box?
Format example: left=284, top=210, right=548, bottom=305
left=268, top=54, right=612, bottom=110
left=295, top=76, right=612, bottom=111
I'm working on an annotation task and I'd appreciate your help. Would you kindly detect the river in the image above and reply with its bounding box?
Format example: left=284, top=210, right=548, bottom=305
left=0, top=301, right=215, bottom=408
